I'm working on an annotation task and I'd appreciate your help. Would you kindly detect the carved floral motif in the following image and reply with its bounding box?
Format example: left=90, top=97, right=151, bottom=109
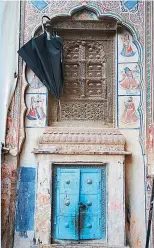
left=49, top=31, right=114, bottom=125
left=34, top=127, right=130, bottom=155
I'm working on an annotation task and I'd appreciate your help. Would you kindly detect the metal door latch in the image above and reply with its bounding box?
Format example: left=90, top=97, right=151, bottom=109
left=78, top=202, right=87, bottom=209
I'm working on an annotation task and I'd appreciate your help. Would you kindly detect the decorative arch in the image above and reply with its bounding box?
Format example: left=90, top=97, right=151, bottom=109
left=20, top=5, right=144, bottom=155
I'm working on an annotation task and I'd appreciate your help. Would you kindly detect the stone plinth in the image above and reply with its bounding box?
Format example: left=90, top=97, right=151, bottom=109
left=34, top=127, right=130, bottom=155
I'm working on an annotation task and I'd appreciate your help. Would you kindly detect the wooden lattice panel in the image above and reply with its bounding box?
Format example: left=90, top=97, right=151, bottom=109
left=48, top=30, right=115, bottom=126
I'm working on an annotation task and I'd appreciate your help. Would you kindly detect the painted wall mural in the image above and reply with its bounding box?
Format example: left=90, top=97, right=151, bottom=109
left=118, top=96, right=140, bottom=128
left=118, top=33, right=139, bottom=63
left=117, top=31, right=141, bottom=129
left=24, top=1, right=145, bottom=44
left=15, top=167, right=36, bottom=237
left=25, top=93, right=47, bottom=127
left=26, top=67, right=44, bottom=89
left=118, top=63, right=140, bottom=95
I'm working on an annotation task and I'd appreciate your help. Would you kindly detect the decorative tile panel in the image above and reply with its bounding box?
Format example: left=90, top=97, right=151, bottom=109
left=31, top=1, right=48, bottom=12
left=121, top=1, right=139, bottom=13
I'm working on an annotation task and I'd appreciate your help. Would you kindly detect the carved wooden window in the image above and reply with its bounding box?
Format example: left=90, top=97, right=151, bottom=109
left=48, top=28, right=115, bottom=127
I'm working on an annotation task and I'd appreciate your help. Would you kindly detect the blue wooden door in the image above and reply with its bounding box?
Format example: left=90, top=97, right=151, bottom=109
left=55, top=169, right=80, bottom=240
left=54, top=168, right=103, bottom=240
left=79, top=169, right=102, bottom=239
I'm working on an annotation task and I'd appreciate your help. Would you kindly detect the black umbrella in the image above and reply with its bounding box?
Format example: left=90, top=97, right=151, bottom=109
left=18, top=16, right=63, bottom=100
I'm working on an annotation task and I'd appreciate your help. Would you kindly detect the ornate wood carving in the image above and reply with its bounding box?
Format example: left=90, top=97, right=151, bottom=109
left=48, top=30, right=115, bottom=126
left=49, top=19, right=117, bottom=31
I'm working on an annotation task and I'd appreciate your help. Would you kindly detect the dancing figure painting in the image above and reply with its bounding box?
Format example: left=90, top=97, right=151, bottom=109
left=25, top=93, right=47, bottom=127
left=121, top=96, right=139, bottom=125
left=119, top=64, right=140, bottom=95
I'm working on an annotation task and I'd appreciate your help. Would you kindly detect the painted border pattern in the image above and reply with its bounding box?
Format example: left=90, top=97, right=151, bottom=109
left=146, top=1, right=152, bottom=129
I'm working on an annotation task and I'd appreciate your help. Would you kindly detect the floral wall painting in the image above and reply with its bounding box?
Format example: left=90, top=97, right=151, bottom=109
left=118, top=32, right=138, bottom=63
left=118, top=63, right=140, bottom=95
left=118, top=96, right=140, bottom=128
left=25, top=93, right=47, bottom=128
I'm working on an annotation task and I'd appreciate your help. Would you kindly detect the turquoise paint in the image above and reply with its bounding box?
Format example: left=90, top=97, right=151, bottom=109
left=53, top=168, right=106, bottom=241
left=31, top=1, right=48, bottom=11
left=15, top=167, right=36, bottom=236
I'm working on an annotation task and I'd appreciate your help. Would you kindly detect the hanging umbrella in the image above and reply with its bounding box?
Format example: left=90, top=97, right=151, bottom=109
left=18, top=16, right=63, bottom=100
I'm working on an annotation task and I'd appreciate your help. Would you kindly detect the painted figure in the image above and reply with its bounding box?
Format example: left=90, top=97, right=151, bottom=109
left=119, top=67, right=140, bottom=92
left=120, top=33, right=135, bottom=57
left=29, top=73, right=44, bottom=89
left=121, top=96, right=139, bottom=124
left=27, top=95, right=46, bottom=121
left=36, top=97, right=46, bottom=120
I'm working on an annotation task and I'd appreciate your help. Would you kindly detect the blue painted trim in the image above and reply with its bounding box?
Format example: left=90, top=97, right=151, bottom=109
left=118, top=94, right=141, bottom=97
left=118, top=127, right=140, bottom=130
left=118, top=61, right=139, bottom=64
left=25, top=126, right=45, bottom=128
left=101, top=167, right=106, bottom=240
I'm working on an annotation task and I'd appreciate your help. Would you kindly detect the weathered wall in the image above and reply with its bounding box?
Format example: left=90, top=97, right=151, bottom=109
left=15, top=1, right=146, bottom=248
left=2, top=1, right=154, bottom=248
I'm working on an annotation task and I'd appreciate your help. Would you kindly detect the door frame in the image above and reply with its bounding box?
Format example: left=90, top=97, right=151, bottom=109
left=51, top=163, right=107, bottom=245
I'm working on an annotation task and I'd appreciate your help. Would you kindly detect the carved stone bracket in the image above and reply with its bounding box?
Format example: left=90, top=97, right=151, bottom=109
left=34, top=127, right=130, bottom=155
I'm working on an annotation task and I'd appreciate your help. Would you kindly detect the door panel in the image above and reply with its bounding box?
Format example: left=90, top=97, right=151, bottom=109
left=57, top=216, right=79, bottom=240
left=80, top=169, right=101, bottom=194
left=55, top=169, right=80, bottom=240
left=80, top=215, right=101, bottom=239
left=79, top=169, right=102, bottom=240
left=59, top=169, right=80, bottom=194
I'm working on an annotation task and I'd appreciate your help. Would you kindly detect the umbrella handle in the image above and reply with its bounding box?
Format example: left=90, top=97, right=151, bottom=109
left=42, top=15, right=51, bottom=33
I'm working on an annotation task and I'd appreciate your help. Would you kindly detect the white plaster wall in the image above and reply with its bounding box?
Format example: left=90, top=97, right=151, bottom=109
left=20, top=128, right=45, bottom=166
left=14, top=128, right=44, bottom=248
left=121, top=130, right=146, bottom=248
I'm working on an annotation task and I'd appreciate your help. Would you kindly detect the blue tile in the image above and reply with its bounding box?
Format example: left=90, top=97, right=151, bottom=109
left=31, top=1, right=48, bottom=11
left=124, top=1, right=138, bottom=10
left=121, top=0, right=139, bottom=13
